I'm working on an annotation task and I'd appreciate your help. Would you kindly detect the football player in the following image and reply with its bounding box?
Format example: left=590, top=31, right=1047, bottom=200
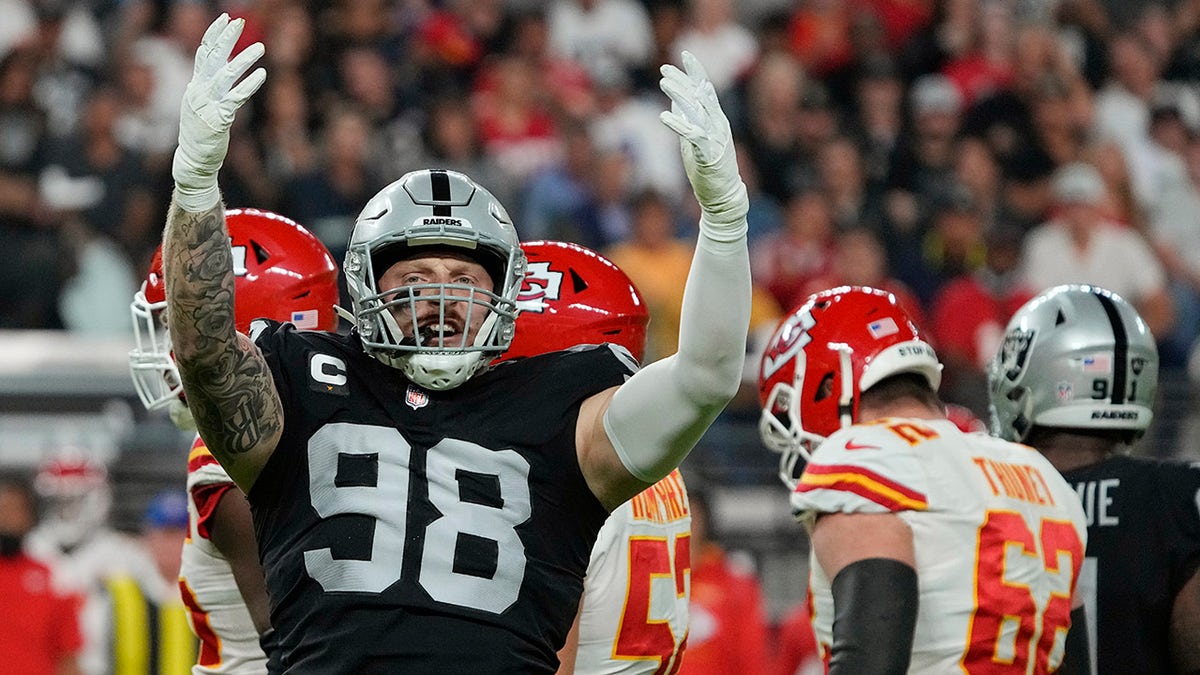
left=989, top=284, right=1200, bottom=674
left=129, top=208, right=339, bottom=674
left=503, top=240, right=690, bottom=675
left=159, top=14, right=749, bottom=674
left=26, top=455, right=159, bottom=675
left=758, top=286, right=1090, bottom=673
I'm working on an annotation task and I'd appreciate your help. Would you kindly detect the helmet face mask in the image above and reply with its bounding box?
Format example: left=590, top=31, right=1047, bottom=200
left=128, top=209, right=340, bottom=415
left=988, top=284, right=1158, bottom=442
left=129, top=277, right=181, bottom=411
left=757, top=286, right=942, bottom=488
left=344, top=170, right=525, bottom=390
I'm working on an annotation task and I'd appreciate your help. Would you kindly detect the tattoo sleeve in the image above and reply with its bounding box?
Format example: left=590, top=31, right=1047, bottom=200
left=162, top=197, right=282, bottom=490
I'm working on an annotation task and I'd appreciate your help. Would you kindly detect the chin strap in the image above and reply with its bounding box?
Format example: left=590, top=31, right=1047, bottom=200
left=835, top=345, right=855, bottom=429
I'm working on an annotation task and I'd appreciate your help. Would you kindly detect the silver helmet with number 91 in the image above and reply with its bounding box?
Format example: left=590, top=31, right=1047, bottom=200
left=988, top=284, right=1158, bottom=443
left=344, top=169, right=526, bottom=391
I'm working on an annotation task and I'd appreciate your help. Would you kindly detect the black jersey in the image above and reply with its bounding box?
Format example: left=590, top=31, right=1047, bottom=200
left=247, top=321, right=636, bottom=674
left=1060, top=454, right=1200, bottom=674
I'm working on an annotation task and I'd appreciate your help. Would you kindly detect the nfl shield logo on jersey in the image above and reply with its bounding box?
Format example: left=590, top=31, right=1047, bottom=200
left=405, top=385, right=429, bottom=410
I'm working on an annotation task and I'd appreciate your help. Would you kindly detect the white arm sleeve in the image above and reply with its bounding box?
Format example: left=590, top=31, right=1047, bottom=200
left=602, top=230, right=751, bottom=482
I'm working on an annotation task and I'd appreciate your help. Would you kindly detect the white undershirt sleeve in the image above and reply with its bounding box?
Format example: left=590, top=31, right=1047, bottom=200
left=602, top=229, right=751, bottom=482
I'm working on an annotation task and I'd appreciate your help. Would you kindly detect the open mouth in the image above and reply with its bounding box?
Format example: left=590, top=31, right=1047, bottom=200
left=412, top=322, right=464, bottom=347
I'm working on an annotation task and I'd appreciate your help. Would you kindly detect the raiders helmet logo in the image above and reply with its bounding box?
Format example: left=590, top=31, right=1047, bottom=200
left=999, top=328, right=1036, bottom=382
left=761, top=310, right=817, bottom=379
left=516, top=262, right=563, bottom=314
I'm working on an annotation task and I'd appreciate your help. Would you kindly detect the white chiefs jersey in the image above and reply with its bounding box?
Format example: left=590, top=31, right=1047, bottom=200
left=179, top=436, right=267, bottom=674
left=793, top=418, right=1087, bottom=674
left=575, top=469, right=691, bottom=675
left=27, top=526, right=161, bottom=675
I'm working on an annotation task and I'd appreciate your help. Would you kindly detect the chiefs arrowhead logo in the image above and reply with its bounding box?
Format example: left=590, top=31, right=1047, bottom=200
left=761, top=309, right=817, bottom=380
left=516, top=262, right=563, bottom=314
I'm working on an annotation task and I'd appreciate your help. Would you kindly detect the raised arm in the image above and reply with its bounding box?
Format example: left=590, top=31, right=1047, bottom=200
left=577, top=52, right=752, bottom=509
left=164, top=14, right=277, bottom=492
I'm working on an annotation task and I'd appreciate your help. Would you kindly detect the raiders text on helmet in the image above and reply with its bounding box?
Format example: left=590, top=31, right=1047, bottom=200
left=343, top=169, right=525, bottom=390
left=988, top=284, right=1157, bottom=442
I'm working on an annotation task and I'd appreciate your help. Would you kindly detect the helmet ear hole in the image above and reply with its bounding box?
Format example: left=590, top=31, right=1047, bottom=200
left=251, top=240, right=270, bottom=264
left=814, top=372, right=835, bottom=402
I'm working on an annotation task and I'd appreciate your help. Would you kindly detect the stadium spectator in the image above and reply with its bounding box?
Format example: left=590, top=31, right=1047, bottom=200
left=899, top=181, right=987, bottom=305
left=589, top=61, right=686, bottom=201
left=739, top=52, right=810, bottom=203
left=817, top=135, right=885, bottom=234
left=675, top=486, right=771, bottom=675
left=930, top=224, right=1032, bottom=414
left=850, top=55, right=905, bottom=188
left=547, top=0, right=655, bottom=78
left=801, top=227, right=926, bottom=333
left=606, top=189, right=693, bottom=362
left=279, top=105, right=383, bottom=265
left=1151, top=131, right=1200, bottom=368
left=883, top=73, right=964, bottom=238
left=103, top=490, right=195, bottom=675
left=26, top=454, right=160, bottom=675
left=751, top=185, right=835, bottom=311
left=0, top=472, right=83, bottom=675
left=1019, top=161, right=1174, bottom=338
left=771, top=602, right=820, bottom=675
left=472, top=54, right=563, bottom=185
left=673, top=0, right=758, bottom=94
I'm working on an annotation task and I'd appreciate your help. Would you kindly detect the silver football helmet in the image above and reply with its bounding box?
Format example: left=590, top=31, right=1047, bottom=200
left=988, top=284, right=1157, bottom=442
left=344, top=169, right=525, bottom=390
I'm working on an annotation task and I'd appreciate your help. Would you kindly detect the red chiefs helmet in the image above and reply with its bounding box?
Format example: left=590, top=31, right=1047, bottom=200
left=129, top=208, right=339, bottom=411
left=33, top=453, right=112, bottom=550
left=758, top=286, right=942, bottom=480
left=503, top=240, right=649, bottom=361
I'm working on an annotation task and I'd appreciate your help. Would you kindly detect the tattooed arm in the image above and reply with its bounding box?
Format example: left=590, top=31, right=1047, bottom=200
left=163, top=199, right=281, bottom=492
left=163, top=14, right=271, bottom=491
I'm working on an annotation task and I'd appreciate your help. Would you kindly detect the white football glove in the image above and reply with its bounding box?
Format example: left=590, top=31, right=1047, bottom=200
left=172, top=13, right=266, bottom=212
left=659, top=51, right=748, bottom=243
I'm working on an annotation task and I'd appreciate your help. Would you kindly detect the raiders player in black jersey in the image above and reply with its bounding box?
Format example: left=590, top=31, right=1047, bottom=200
left=990, top=284, right=1200, bottom=675
left=161, top=14, right=751, bottom=675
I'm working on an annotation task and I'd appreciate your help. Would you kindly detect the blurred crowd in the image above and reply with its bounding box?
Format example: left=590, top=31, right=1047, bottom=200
left=5, top=1, right=1200, bottom=671
left=5, top=0, right=1200, bottom=414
